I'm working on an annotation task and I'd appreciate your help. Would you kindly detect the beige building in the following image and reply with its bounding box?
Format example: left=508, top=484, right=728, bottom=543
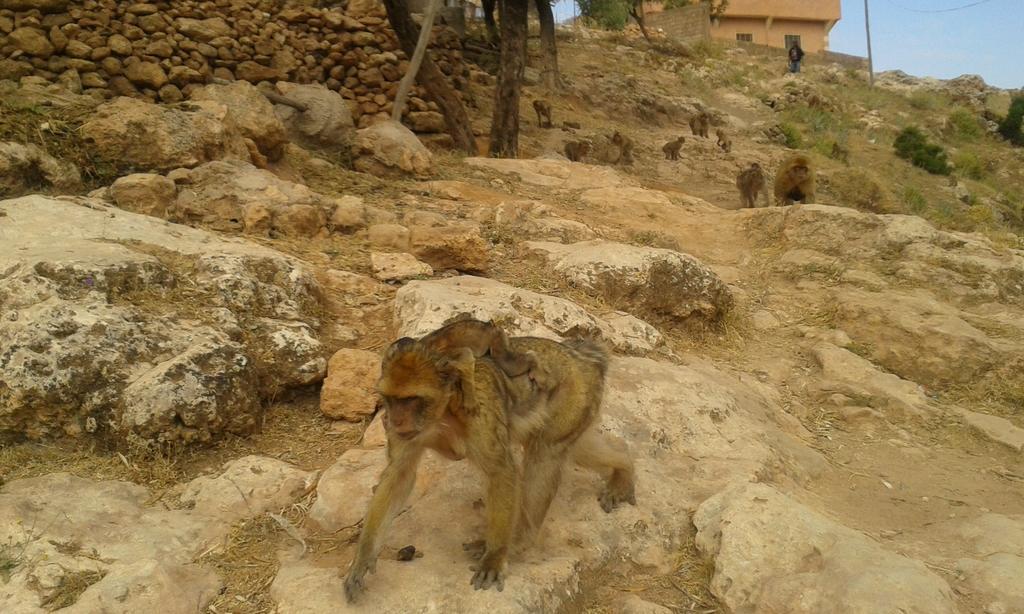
left=710, top=0, right=842, bottom=53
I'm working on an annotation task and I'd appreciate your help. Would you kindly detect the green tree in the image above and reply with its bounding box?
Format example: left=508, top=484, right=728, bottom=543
left=998, top=96, right=1024, bottom=147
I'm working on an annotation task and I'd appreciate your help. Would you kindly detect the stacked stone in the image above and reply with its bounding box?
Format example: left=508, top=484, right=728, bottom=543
left=0, top=0, right=470, bottom=130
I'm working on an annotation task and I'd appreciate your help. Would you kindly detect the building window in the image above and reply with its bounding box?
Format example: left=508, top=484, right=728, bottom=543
left=784, top=34, right=802, bottom=49
left=736, top=33, right=753, bottom=42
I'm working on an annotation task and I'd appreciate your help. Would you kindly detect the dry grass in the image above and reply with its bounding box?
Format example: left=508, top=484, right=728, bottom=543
left=560, top=524, right=720, bottom=614
left=37, top=568, right=107, bottom=611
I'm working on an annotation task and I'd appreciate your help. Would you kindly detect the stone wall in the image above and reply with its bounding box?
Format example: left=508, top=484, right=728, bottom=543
left=0, top=0, right=475, bottom=131
left=645, top=4, right=710, bottom=42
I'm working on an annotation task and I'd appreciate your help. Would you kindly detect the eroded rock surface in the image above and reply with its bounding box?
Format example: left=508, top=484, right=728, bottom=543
left=694, top=482, right=956, bottom=614
left=0, top=196, right=324, bottom=445
left=524, top=239, right=734, bottom=323
left=393, top=276, right=663, bottom=352
left=0, top=456, right=313, bottom=613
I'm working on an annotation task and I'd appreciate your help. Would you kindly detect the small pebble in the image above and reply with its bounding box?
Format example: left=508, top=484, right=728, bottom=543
left=397, top=545, right=417, bottom=561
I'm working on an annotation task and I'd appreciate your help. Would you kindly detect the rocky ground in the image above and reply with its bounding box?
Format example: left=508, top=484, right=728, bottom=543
left=2, top=11, right=1024, bottom=614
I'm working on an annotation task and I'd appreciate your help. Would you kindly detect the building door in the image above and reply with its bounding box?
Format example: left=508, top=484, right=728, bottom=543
left=784, top=34, right=802, bottom=49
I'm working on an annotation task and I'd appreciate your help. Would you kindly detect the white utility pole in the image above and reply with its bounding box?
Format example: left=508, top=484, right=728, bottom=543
left=864, top=0, right=875, bottom=86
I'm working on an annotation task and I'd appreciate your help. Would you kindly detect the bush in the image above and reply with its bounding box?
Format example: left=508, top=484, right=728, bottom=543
left=829, top=168, right=895, bottom=213
left=947, top=108, right=983, bottom=141
left=893, top=126, right=951, bottom=175
left=578, top=0, right=629, bottom=30
left=908, top=91, right=942, bottom=111
left=998, top=96, right=1024, bottom=146
left=779, top=122, right=803, bottom=149
left=952, top=150, right=985, bottom=180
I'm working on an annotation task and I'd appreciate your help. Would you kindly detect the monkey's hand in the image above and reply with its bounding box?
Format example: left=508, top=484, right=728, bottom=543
left=469, top=549, right=506, bottom=592
left=343, top=557, right=376, bottom=603
left=599, top=480, right=637, bottom=513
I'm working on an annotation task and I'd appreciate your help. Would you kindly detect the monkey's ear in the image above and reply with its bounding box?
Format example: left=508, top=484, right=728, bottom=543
left=383, top=337, right=416, bottom=361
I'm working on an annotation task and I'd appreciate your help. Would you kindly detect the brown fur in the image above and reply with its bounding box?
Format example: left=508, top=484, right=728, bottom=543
left=610, top=131, right=635, bottom=165
left=662, top=136, right=685, bottom=160
left=689, top=112, right=711, bottom=138
left=344, top=332, right=633, bottom=601
left=533, top=99, right=553, bottom=128
left=830, top=141, right=849, bottom=164
left=773, top=154, right=816, bottom=206
left=716, top=129, right=732, bottom=153
left=564, top=140, right=591, bottom=162
left=736, top=162, right=766, bottom=208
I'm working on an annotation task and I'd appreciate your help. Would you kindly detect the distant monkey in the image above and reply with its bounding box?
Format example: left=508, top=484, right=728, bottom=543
left=715, top=129, right=732, bottom=153
left=736, top=162, right=766, bottom=208
left=662, top=136, right=685, bottom=160
left=830, top=142, right=849, bottom=164
left=773, top=154, right=817, bottom=206
left=564, top=140, right=591, bottom=162
left=689, top=112, right=710, bottom=138
left=610, top=131, right=635, bottom=165
left=533, top=99, right=553, bottom=128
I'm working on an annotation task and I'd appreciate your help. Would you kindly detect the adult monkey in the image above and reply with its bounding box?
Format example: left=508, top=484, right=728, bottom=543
left=343, top=329, right=634, bottom=600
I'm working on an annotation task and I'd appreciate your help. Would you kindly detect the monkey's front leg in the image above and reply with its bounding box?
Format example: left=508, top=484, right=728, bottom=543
left=344, top=441, right=424, bottom=602
left=469, top=451, right=521, bottom=591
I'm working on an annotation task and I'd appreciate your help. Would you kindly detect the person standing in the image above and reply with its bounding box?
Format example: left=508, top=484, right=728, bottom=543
left=788, top=42, right=805, bottom=74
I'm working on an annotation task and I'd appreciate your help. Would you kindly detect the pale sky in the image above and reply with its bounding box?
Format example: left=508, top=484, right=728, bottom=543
left=552, top=0, right=1022, bottom=89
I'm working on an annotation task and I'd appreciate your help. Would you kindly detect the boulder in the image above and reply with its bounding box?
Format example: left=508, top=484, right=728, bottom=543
left=0, top=196, right=323, bottom=445
left=274, top=82, right=356, bottom=151
left=811, top=342, right=931, bottom=416
left=409, top=222, right=489, bottom=273
left=524, top=240, right=733, bottom=323
left=0, top=141, right=81, bottom=197
left=124, top=60, right=168, bottom=88
left=353, top=120, right=432, bottom=178
left=80, top=97, right=250, bottom=172
left=180, top=455, right=318, bottom=523
left=0, top=456, right=315, bottom=612
left=394, top=276, right=663, bottom=353
left=191, top=81, right=288, bottom=160
left=368, top=223, right=411, bottom=251
left=171, top=160, right=333, bottom=236
left=175, top=17, right=233, bottom=42
left=581, top=186, right=673, bottom=210
left=834, top=288, right=1013, bottom=388
left=694, top=483, right=956, bottom=614
left=320, top=349, right=382, bottom=421
left=8, top=27, right=55, bottom=57
left=109, top=173, right=177, bottom=218
left=371, top=252, right=433, bottom=282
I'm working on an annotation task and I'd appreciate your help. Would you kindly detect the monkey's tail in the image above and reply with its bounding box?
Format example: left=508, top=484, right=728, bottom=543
left=563, top=338, right=610, bottom=377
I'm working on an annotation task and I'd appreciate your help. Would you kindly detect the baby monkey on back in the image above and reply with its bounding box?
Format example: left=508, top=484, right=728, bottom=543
left=343, top=319, right=636, bottom=601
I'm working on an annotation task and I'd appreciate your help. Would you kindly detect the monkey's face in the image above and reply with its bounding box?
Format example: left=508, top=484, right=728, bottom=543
left=378, top=339, right=457, bottom=440
left=790, top=166, right=809, bottom=182
left=381, top=394, right=442, bottom=439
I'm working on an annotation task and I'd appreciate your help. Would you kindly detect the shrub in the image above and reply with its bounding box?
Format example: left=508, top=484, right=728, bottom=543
left=998, top=96, right=1024, bottom=146
left=908, top=91, right=942, bottom=111
left=779, top=122, right=803, bottom=149
left=893, top=126, right=951, bottom=175
left=947, top=108, right=982, bottom=141
left=829, top=168, right=896, bottom=213
left=579, top=0, right=629, bottom=30
left=952, top=150, right=985, bottom=180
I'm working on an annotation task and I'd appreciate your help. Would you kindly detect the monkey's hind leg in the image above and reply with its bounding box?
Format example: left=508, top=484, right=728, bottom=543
left=572, top=427, right=636, bottom=513
left=516, top=439, right=572, bottom=549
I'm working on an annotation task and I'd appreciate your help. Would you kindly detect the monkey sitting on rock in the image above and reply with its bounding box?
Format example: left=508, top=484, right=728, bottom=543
left=343, top=320, right=636, bottom=601
left=773, top=154, right=817, bottom=206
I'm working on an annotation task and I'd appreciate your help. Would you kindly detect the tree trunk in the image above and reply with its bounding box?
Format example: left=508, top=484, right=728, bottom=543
left=628, top=2, right=651, bottom=43
left=535, top=0, right=561, bottom=90
left=482, top=0, right=499, bottom=44
left=488, top=0, right=529, bottom=158
left=382, top=0, right=477, bottom=154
